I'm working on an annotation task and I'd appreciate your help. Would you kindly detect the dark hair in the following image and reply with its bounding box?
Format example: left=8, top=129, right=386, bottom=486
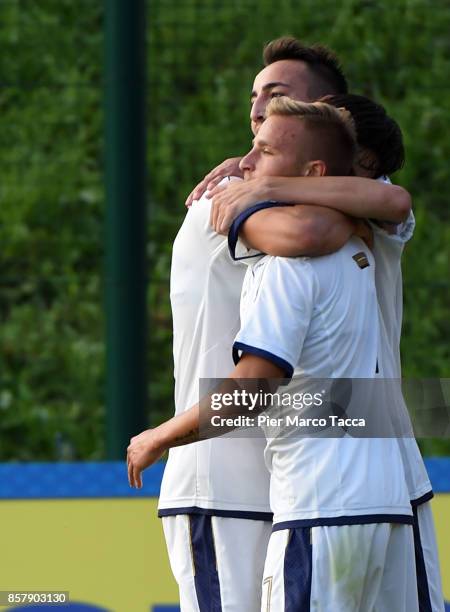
left=322, top=93, right=405, bottom=177
left=263, top=37, right=348, bottom=98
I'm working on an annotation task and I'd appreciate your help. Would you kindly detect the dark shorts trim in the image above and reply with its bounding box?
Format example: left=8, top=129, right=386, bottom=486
left=158, top=505, right=273, bottom=521
left=412, top=505, right=433, bottom=611
left=189, top=515, right=222, bottom=612
left=272, top=513, right=414, bottom=531
left=284, top=527, right=312, bottom=611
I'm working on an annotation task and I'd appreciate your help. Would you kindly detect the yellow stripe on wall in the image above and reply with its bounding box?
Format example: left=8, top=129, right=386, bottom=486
left=0, top=499, right=177, bottom=612
left=431, top=494, right=450, bottom=599
left=0, top=496, right=449, bottom=609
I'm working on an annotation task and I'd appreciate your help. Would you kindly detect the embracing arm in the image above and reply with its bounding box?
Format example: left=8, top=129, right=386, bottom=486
left=239, top=205, right=360, bottom=257
left=213, top=175, right=409, bottom=257
left=127, top=354, right=283, bottom=488
left=185, top=157, right=243, bottom=207
left=210, top=175, right=411, bottom=233
left=255, top=176, right=411, bottom=223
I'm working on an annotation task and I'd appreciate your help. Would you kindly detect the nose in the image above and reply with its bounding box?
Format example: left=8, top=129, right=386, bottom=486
left=250, top=96, right=265, bottom=132
left=239, top=150, right=255, bottom=174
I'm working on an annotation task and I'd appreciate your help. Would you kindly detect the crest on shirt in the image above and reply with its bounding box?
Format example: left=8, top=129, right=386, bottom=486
left=352, top=251, right=370, bottom=269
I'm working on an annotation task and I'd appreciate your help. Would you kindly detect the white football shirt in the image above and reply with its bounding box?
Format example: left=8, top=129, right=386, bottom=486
left=371, top=177, right=416, bottom=376
left=229, top=180, right=432, bottom=506
left=158, top=179, right=272, bottom=518
left=371, top=178, right=432, bottom=503
left=234, top=239, right=413, bottom=526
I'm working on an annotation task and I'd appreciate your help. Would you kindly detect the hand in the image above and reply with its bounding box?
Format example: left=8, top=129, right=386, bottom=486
left=185, top=157, right=243, bottom=207
left=353, top=219, right=374, bottom=250
left=127, top=428, right=166, bottom=489
left=209, top=177, right=270, bottom=234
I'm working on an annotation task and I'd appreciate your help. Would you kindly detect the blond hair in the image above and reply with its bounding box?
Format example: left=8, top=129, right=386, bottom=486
left=265, top=97, right=357, bottom=176
left=266, top=97, right=357, bottom=144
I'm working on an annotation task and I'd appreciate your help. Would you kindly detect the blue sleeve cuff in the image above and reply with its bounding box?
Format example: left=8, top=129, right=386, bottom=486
left=232, top=341, right=294, bottom=380
left=228, top=200, right=287, bottom=260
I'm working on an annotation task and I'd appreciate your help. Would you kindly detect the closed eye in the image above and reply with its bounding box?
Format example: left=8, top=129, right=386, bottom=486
left=250, top=90, right=285, bottom=105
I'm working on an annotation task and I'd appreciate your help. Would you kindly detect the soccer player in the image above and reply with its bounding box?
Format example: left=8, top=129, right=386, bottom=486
left=197, top=39, right=442, bottom=611
left=210, top=91, right=444, bottom=611
left=153, top=40, right=399, bottom=612
left=128, top=97, right=419, bottom=610
left=130, top=37, right=442, bottom=610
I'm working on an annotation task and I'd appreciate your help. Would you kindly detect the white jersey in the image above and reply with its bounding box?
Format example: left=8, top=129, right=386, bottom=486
left=371, top=177, right=415, bottom=376
left=229, top=183, right=432, bottom=507
left=234, top=239, right=412, bottom=526
left=371, top=178, right=432, bottom=504
left=158, top=180, right=272, bottom=518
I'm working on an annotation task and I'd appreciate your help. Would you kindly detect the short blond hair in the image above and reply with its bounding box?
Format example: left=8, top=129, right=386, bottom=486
left=265, top=97, right=357, bottom=176
left=266, top=97, right=356, bottom=143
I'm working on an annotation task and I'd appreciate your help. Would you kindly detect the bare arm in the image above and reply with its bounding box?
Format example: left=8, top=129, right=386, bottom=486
left=258, top=176, right=411, bottom=222
left=209, top=175, right=411, bottom=234
left=127, top=354, right=283, bottom=488
left=239, top=205, right=367, bottom=257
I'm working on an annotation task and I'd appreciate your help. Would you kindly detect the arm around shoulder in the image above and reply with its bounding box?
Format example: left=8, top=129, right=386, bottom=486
left=240, top=205, right=356, bottom=257
left=244, top=175, right=412, bottom=224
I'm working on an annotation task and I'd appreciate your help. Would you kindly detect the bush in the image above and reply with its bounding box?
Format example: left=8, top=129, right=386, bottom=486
left=0, top=0, right=448, bottom=459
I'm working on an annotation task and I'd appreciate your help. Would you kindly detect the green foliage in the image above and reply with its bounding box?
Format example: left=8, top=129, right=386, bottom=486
left=1, top=0, right=449, bottom=458
left=148, top=0, right=450, bottom=454
left=0, top=1, right=104, bottom=459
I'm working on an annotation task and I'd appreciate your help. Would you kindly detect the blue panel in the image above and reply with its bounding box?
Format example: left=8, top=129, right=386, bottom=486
left=152, top=607, right=180, bottom=612
left=0, top=458, right=449, bottom=500
left=284, top=528, right=312, bottom=612
left=0, top=461, right=164, bottom=499
left=189, top=515, right=222, bottom=611
left=424, top=458, right=450, bottom=493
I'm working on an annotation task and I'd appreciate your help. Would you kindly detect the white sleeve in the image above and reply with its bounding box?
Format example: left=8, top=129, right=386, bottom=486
left=233, top=238, right=264, bottom=263
left=395, top=208, right=415, bottom=242
left=233, top=257, right=316, bottom=379
left=190, top=176, right=249, bottom=264
left=369, top=208, right=415, bottom=246
left=228, top=201, right=283, bottom=262
left=195, top=174, right=264, bottom=263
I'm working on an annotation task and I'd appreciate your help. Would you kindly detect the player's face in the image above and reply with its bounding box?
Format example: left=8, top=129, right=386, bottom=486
left=250, top=60, right=313, bottom=135
left=240, top=114, right=309, bottom=180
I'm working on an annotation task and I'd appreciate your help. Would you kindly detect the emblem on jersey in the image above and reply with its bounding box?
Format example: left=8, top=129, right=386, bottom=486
left=352, top=251, right=370, bottom=269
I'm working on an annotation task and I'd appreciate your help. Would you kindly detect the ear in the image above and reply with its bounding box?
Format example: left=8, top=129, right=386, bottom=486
left=302, top=160, right=327, bottom=177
